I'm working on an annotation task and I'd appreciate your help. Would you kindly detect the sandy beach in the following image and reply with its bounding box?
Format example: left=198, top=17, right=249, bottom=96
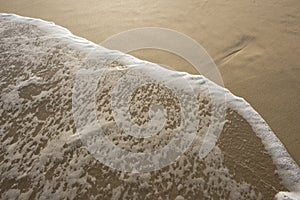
left=0, top=9, right=300, bottom=198
left=1, top=0, right=298, bottom=165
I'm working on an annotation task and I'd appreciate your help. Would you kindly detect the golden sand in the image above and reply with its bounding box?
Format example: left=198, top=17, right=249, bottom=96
left=0, top=0, right=299, bottom=166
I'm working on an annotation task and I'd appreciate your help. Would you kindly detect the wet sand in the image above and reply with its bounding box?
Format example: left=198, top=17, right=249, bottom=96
left=0, top=0, right=299, bottom=166
left=0, top=14, right=299, bottom=199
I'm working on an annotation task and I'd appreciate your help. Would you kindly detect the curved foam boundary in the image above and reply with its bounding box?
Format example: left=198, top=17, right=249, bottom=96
left=1, top=13, right=299, bottom=195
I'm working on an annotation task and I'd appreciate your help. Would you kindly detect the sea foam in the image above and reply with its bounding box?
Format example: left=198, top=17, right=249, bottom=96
left=0, top=13, right=299, bottom=199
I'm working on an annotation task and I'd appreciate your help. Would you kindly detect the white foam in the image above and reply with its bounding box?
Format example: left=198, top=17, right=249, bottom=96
left=275, top=192, right=300, bottom=200
left=0, top=13, right=299, bottom=199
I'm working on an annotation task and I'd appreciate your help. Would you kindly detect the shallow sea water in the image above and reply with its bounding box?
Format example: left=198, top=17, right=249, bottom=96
left=0, top=14, right=299, bottom=200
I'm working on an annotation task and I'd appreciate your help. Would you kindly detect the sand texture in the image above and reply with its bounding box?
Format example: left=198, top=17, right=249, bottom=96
left=1, top=15, right=299, bottom=199
left=0, top=0, right=299, bottom=165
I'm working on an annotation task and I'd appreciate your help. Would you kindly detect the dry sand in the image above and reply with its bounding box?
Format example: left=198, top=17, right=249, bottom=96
left=0, top=0, right=299, bottom=166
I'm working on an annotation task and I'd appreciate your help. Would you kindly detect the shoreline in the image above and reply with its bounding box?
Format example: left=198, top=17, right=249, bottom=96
left=0, top=13, right=299, bottom=199
left=0, top=0, right=299, bottom=164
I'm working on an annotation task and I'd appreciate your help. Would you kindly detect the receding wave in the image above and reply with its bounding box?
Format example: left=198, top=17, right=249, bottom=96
left=0, top=13, right=299, bottom=200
